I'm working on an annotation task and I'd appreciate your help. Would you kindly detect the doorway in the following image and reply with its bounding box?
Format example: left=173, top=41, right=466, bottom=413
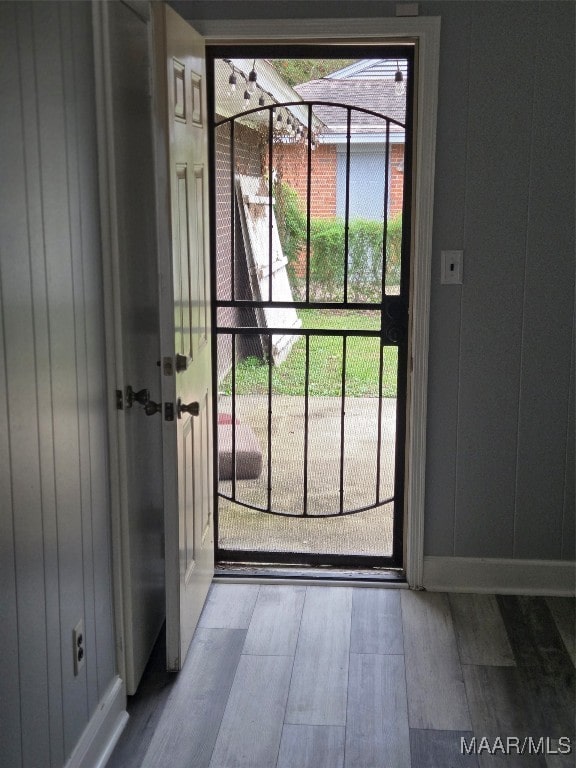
left=208, top=46, right=414, bottom=570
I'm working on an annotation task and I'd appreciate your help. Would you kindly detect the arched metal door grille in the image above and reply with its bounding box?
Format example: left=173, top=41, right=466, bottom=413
left=212, top=100, right=411, bottom=521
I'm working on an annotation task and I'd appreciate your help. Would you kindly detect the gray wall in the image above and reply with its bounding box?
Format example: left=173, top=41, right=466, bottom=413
left=175, top=0, right=575, bottom=561
left=0, top=3, right=117, bottom=767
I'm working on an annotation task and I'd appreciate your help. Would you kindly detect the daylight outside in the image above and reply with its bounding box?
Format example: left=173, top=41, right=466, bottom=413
left=211, top=54, right=409, bottom=565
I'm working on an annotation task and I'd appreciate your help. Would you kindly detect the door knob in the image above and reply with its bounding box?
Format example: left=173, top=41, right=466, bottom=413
left=125, top=386, right=150, bottom=408
left=144, top=400, right=162, bottom=416
left=125, top=385, right=161, bottom=415
left=177, top=399, right=199, bottom=418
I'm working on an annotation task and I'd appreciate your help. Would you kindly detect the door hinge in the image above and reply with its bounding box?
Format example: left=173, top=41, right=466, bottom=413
left=115, top=389, right=124, bottom=410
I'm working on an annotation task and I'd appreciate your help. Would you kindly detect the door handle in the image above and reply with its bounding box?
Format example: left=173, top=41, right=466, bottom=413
left=144, top=400, right=162, bottom=416
left=125, top=386, right=150, bottom=408
left=177, top=399, right=199, bottom=418
left=125, top=385, right=162, bottom=415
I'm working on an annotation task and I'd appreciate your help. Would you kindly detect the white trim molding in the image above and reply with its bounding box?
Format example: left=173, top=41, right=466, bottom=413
left=423, top=556, right=576, bottom=596
left=190, top=14, right=441, bottom=590
left=64, top=677, right=128, bottom=768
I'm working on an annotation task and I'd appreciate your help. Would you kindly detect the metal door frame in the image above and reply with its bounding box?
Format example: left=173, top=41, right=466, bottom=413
left=208, top=44, right=414, bottom=571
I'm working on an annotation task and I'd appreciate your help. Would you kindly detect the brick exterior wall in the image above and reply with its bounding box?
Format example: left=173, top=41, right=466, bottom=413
left=272, top=142, right=338, bottom=219
left=275, top=140, right=405, bottom=220
left=215, top=119, right=265, bottom=379
left=389, top=143, right=405, bottom=218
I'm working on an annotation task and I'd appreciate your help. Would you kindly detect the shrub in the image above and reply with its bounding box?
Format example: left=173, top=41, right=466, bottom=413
left=275, top=181, right=403, bottom=301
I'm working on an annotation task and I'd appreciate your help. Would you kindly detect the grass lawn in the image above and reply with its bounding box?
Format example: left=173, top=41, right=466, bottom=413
left=220, top=309, right=398, bottom=397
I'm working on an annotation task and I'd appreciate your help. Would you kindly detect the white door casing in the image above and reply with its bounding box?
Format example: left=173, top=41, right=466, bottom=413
left=152, top=3, right=214, bottom=669
left=92, top=0, right=165, bottom=695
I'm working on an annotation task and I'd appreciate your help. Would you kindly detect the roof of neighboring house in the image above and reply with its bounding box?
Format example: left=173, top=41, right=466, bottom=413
left=326, top=58, right=409, bottom=80
left=294, top=78, right=406, bottom=139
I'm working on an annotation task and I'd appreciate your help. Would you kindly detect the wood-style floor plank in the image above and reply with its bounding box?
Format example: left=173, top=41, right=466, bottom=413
left=345, top=653, right=410, bottom=768
left=497, top=596, right=572, bottom=674
left=496, top=596, right=575, bottom=739
left=545, top=597, right=575, bottom=667
left=410, top=729, right=479, bottom=768
left=543, top=740, right=576, bottom=768
left=140, top=628, right=246, bottom=768
left=208, top=653, right=293, bottom=768
left=350, top=587, right=403, bottom=655
left=198, top=583, right=259, bottom=629
left=276, top=724, right=345, bottom=768
left=401, top=591, right=471, bottom=730
left=107, top=630, right=176, bottom=768
left=243, top=585, right=306, bottom=656
left=462, top=664, right=547, bottom=768
left=285, top=587, right=352, bottom=726
left=449, top=593, right=515, bottom=666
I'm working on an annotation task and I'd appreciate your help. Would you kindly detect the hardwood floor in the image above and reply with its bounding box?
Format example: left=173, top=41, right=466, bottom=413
left=107, top=586, right=575, bottom=768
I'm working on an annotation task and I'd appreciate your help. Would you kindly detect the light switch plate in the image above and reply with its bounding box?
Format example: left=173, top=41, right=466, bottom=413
left=441, top=250, right=463, bottom=284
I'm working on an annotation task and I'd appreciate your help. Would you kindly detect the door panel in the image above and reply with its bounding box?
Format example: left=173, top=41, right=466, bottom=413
left=153, top=4, right=213, bottom=670
left=102, top=0, right=165, bottom=694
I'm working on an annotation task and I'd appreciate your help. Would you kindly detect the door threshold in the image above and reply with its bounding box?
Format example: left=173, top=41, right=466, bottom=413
left=214, top=562, right=407, bottom=586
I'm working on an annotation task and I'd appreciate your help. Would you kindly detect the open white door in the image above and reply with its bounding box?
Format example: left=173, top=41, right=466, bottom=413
left=152, top=3, right=214, bottom=670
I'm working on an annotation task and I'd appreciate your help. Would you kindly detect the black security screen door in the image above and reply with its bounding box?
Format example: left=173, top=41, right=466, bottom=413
left=208, top=46, right=413, bottom=569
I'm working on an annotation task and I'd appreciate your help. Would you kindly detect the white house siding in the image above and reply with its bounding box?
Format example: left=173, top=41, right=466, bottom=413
left=0, top=3, right=116, bottom=766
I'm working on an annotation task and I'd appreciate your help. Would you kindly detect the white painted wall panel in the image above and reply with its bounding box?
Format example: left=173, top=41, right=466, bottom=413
left=562, top=322, right=575, bottom=561
left=0, top=3, right=117, bottom=765
left=454, top=2, right=537, bottom=556
left=513, top=2, right=575, bottom=559
left=424, top=4, right=471, bottom=556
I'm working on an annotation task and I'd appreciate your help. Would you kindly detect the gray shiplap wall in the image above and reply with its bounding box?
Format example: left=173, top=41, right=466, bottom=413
left=0, top=3, right=117, bottom=766
left=174, top=0, right=575, bottom=561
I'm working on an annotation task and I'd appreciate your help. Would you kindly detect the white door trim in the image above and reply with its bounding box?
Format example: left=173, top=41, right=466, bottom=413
left=196, top=15, right=440, bottom=587
left=92, top=0, right=130, bottom=687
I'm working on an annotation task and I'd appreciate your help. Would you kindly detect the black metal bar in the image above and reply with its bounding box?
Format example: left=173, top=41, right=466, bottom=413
left=231, top=332, right=237, bottom=499
left=268, top=108, right=274, bottom=303
left=217, top=547, right=400, bottom=570
left=215, top=300, right=383, bottom=311
left=217, top=492, right=394, bottom=518
left=230, top=120, right=235, bottom=301
left=381, top=120, right=391, bottom=298
left=305, top=104, right=312, bottom=303
left=207, top=51, right=220, bottom=563
left=216, top=326, right=382, bottom=338
left=375, top=339, right=384, bottom=505
left=339, top=334, right=347, bottom=515
left=214, top=100, right=406, bottom=130
left=267, top=333, right=273, bottom=511
left=303, top=335, right=310, bottom=516
left=343, top=107, right=351, bottom=303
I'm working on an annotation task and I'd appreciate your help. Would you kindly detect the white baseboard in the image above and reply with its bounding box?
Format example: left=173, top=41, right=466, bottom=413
left=422, top=556, right=576, bottom=596
left=64, top=676, right=128, bottom=768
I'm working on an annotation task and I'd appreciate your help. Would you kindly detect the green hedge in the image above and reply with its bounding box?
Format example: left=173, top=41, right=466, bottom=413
left=275, top=182, right=403, bottom=301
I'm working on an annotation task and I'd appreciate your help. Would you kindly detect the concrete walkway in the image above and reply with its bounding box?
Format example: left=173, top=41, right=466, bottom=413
left=218, top=394, right=397, bottom=558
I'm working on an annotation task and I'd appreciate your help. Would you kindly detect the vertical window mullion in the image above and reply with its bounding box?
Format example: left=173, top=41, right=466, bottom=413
left=339, top=334, right=347, bottom=514
left=344, top=107, right=352, bottom=303
left=303, top=334, right=310, bottom=516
